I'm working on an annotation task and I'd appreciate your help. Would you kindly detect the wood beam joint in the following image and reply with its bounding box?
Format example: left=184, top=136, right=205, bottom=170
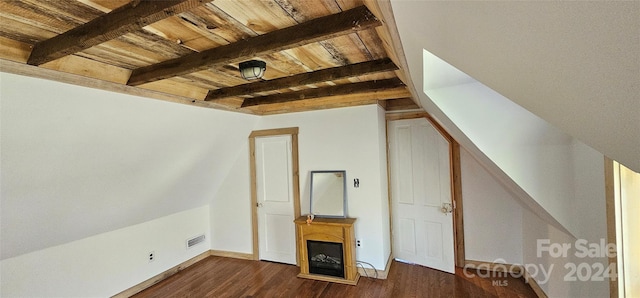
left=127, top=5, right=381, bottom=86
left=27, top=0, right=206, bottom=66
left=205, top=58, right=397, bottom=101
left=241, top=78, right=404, bottom=107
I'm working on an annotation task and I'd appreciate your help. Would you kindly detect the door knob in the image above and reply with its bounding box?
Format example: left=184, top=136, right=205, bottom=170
left=441, top=202, right=453, bottom=214
left=257, top=203, right=264, bottom=207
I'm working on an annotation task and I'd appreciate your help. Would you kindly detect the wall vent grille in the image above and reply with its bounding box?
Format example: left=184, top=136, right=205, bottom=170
left=187, top=234, right=205, bottom=249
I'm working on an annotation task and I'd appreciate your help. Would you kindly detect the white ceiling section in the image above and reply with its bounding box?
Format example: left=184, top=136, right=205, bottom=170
left=391, top=0, right=640, bottom=173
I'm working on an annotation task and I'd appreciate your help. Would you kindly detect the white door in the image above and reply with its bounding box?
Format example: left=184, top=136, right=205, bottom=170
left=255, top=135, right=296, bottom=265
left=389, top=118, right=455, bottom=273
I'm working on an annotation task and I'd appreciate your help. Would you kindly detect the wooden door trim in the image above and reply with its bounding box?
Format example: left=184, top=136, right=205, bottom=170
left=386, top=113, right=465, bottom=267
left=451, top=141, right=465, bottom=267
left=249, top=127, right=301, bottom=262
left=604, top=157, right=618, bottom=298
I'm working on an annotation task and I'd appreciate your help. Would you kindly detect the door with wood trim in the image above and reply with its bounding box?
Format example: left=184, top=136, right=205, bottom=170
left=389, top=118, right=455, bottom=273
left=255, top=135, right=296, bottom=265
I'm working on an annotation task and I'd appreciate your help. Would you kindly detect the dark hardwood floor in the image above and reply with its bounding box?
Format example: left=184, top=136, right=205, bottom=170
left=132, top=256, right=537, bottom=297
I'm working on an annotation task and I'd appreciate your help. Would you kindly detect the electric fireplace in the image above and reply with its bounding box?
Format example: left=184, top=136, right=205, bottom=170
left=307, top=240, right=344, bottom=278
left=294, top=216, right=359, bottom=285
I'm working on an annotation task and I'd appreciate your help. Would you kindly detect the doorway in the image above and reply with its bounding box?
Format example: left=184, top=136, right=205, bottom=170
left=249, top=128, right=300, bottom=265
left=387, top=113, right=464, bottom=273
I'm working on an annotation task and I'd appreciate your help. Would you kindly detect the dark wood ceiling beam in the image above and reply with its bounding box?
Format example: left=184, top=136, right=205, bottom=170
left=127, top=6, right=381, bottom=86
left=27, top=0, right=206, bottom=66
left=241, top=78, right=404, bottom=107
left=205, top=58, right=397, bottom=101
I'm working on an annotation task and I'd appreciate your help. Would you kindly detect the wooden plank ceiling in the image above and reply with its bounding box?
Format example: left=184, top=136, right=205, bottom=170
left=0, top=0, right=420, bottom=115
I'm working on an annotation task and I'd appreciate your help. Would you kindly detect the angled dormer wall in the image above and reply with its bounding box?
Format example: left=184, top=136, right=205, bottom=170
left=390, top=1, right=626, bottom=296
left=0, top=72, right=259, bottom=296
left=391, top=1, right=639, bottom=172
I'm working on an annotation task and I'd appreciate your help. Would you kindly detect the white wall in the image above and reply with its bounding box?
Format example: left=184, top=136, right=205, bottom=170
left=376, top=107, right=391, bottom=264
left=0, top=72, right=258, bottom=296
left=521, top=141, right=608, bottom=297
left=461, top=149, right=523, bottom=264
left=0, top=206, right=210, bottom=297
left=424, top=78, right=578, bottom=238
left=209, top=143, right=254, bottom=254
left=428, top=79, right=609, bottom=296
left=210, top=105, right=391, bottom=270
left=408, top=46, right=610, bottom=295
left=458, top=132, right=608, bottom=297
left=389, top=8, right=635, bottom=293
left=0, top=72, right=258, bottom=259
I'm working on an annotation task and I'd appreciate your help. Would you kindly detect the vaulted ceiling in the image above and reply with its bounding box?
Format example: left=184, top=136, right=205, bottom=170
left=0, top=0, right=421, bottom=115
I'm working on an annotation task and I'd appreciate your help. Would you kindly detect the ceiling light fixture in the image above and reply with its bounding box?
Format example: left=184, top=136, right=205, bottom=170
left=239, top=60, right=266, bottom=80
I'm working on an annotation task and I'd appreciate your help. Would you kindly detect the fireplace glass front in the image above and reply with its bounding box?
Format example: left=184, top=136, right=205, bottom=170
left=307, top=240, right=344, bottom=278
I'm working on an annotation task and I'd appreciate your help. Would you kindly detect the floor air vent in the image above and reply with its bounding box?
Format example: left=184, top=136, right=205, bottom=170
left=187, top=234, right=205, bottom=249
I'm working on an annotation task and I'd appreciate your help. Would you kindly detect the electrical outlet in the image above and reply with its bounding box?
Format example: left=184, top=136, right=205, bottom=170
left=356, top=239, right=362, bottom=247
left=149, top=251, right=155, bottom=263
